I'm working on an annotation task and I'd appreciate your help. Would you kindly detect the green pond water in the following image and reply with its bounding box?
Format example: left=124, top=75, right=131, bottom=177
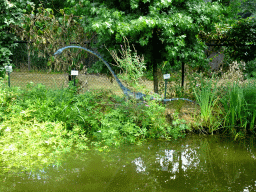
left=1, top=135, right=256, bottom=192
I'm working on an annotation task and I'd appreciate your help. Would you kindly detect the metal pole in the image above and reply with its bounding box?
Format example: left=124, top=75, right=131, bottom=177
left=181, top=62, right=184, bottom=88
left=8, top=72, right=10, bottom=87
left=164, top=79, right=167, bottom=99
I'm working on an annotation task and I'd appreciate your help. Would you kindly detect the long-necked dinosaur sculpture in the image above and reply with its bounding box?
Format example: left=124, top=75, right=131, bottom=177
left=54, top=46, right=197, bottom=104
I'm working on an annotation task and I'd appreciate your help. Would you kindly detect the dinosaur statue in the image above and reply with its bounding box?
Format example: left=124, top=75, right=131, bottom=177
left=54, top=46, right=197, bottom=104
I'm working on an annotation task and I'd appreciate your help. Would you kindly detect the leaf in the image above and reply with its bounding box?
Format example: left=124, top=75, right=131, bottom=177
left=60, top=9, right=64, bottom=15
left=47, top=61, right=51, bottom=66
left=37, top=30, right=43, bottom=35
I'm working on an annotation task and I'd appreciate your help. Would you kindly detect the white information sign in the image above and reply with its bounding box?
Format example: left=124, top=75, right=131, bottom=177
left=163, top=74, right=170, bottom=79
left=5, top=66, right=12, bottom=73
left=71, top=70, right=78, bottom=76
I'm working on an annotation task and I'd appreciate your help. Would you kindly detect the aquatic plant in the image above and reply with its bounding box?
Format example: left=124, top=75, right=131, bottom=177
left=220, top=80, right=256, bottom=136
left=193, top=75, right=221, bottom=133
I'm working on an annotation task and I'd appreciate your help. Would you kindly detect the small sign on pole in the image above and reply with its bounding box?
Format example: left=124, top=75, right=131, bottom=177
left=163, top=74, right=170, bottom=80
left=163, top=73, right=170, bottom=100
left=5, top=65, right=12, bottom=87
left=5, top=66, right=13, bottom=73
left=71, top=70, right=78, bottom=86
left=71, top=70, right=78, bottom=76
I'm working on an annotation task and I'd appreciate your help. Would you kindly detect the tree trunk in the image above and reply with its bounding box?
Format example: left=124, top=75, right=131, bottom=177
left=153, top=60, right=158, bottom=93
left=152, top=28, right=159, bottom=93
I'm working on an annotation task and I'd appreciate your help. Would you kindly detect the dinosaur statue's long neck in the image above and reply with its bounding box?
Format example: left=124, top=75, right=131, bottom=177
left=55, top=46, right=198, bottom=104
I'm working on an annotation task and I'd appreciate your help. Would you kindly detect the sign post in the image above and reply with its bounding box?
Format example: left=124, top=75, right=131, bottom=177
left=71, top=70, right=78, bottom=86
left=163, top=73, right=170, bottom=100
left=5, top=65, right=13, bottom=87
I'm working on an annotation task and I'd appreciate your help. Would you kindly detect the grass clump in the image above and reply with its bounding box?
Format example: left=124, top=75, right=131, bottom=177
left=220, top=81, right=256, bottom=138
left=193, top=74, right=222, bottom=134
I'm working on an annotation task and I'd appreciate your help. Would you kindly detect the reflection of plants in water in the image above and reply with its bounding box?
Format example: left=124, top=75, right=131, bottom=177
left=196, top=136, right=256, bottom=191
left=1, top=136, right=256, bottom=191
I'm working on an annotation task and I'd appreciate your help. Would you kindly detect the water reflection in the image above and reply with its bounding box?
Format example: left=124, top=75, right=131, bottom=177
left=1, top=135, right=256, bottom=191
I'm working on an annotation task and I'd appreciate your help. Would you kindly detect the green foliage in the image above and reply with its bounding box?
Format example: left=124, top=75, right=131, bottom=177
left=13, top=5, right=93, bottom=72
left=70, top=0, right=227, bottom=74
left=225, top=17, right=256, bottom=62
left=0, top=83, right=89, bottom=171
left=193, top=75, right=221, bottom=133
left=0, top=82, right=189, bottom=157
left=87, top=60, right=104, bottom=74
left=220, top=81, right=256, bottom=136
left=105, top=36, right=147, bottom=91
left=220, top=82, right=247, bottom=135
left=241, top=58, right=256, bottom=78
left=0, top=118, right=88, bottom=171
left=0, top=0, right=25, bottom=77
left=93, top=98, right=188, bottom=147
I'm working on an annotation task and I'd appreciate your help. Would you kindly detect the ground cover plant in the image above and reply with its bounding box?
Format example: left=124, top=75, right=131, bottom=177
left=0, top=78, right=189, bottom=171
left=2, top=58, right=256, bottom=173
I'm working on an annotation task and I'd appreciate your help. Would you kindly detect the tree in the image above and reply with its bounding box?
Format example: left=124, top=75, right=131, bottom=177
left=0, top=0, right=31, bottom=77
left=225, top=17, right=256, bottom=62
left=68, top=0, right=227, bottom=93
left=13, top=5, right=93, bottom=72
left=199, top=0, right=256, bottom=65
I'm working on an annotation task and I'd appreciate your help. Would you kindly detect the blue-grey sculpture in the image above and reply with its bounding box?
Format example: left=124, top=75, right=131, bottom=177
left=54, top=46, right=197, bottom=104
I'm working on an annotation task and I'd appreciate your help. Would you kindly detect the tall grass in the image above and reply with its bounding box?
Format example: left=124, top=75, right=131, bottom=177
left=220, top=80, right=256, bottom=138
left=104, top=36, right=147, bottom=92
left=193, top=75, right=221, bottom=133
left=243, top=80, right=256, bottom=132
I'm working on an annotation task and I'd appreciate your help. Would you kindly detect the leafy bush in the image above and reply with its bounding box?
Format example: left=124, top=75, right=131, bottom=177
left=242, top=58, right=256, bottom=78
left=0, top=82, right=189, bottom=150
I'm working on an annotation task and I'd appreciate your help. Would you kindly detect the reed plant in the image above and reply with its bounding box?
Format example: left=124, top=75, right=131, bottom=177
left=221, top=83, right=246, bottom=135
left=220, top=80, right=256, bottom=137
left=193, top=75, right=221, bottom=133
left=242, top=80, right=256, bottom=133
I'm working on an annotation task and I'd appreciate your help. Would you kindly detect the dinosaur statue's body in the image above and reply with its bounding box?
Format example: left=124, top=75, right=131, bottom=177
left=54, top=46, right=197, bottom=104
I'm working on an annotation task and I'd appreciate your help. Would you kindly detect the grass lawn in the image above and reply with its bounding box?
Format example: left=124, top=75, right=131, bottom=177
left=3, top=71, right=154, bottom=96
